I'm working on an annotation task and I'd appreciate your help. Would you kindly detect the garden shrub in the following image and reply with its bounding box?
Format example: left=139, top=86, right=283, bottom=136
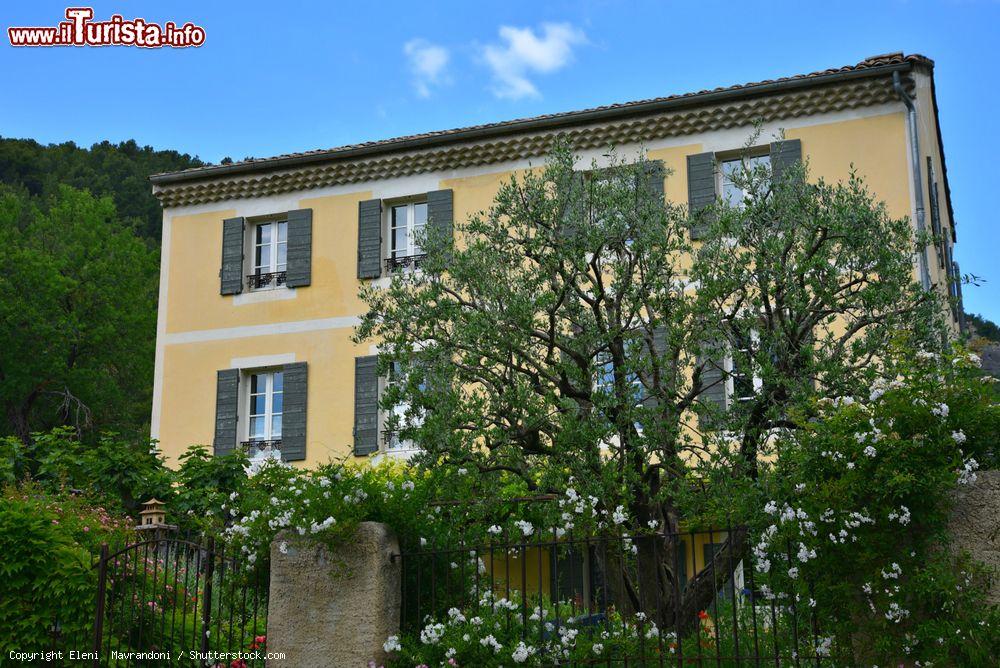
left=0, top=484, right=132, bottom=651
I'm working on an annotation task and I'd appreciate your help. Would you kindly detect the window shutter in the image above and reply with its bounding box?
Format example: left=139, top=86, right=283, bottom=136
left=220, top=217, right=245, bottom=295
left=644, top=160, right=666, bottom=201
left=285, top=208, right=313, bottom=288
left=353, top=355, right=379, bottom=456
left=357, top=199, right=383, bottom=279
left=213, top=369, right=240, bottom=456
left=427, top=189, right=454, bottom=250
left=697, top=341, right=728, bottom=426
left=676, top=540, right=688, bottom=590
left=769, top=138, right=802, bottom=186
left=687, top=153, right=716, bottom=240
left=280, top=362, right=308, bottom=462
left=640, top=326, right=668, bottom=408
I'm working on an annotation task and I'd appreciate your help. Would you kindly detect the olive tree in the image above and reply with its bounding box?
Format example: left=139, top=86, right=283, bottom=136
left=356, top=139, right=941, bottom=630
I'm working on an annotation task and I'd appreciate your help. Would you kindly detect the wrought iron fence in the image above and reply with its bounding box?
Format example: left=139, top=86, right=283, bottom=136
left=87, top=531, right=268, bottom=667
left=394, top=526, right=830, bottom=666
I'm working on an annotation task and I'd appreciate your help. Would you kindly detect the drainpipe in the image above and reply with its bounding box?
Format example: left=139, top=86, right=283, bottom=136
left=893, top=71, right=932, bottom=291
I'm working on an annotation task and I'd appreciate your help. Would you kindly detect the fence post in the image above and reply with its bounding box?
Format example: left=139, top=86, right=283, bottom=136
left=200, top=537, right=215, bottom=655
left=266, top=522, right=400, bottom=667
left=91, top=543, right=109, bottom=668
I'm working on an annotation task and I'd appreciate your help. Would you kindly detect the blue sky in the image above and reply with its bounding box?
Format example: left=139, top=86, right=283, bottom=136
left=2, top=1, right=998, bottom=320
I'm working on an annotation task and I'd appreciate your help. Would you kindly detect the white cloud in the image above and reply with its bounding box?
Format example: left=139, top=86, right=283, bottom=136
left=482, top=23, right=586, bottom=100
left=403, top=39, right=450, bottom=98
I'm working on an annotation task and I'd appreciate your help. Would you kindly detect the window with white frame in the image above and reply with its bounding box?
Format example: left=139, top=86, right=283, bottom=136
left=387, top=201, right=428, bottom=271
left=383, top=362, right=424, bottom=451
left=246, top=370, right=283, bottom=449
left=720, top=155, right=770, bottom=208
left=249, top=220, right=288, bottom=290
left=726, top=333, right=761, bottom=406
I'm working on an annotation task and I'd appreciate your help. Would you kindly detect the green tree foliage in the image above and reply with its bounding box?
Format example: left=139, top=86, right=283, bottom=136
left=0, top=484, right=133, bottom=651
left=0, top=137, right=202, bottom=241
left=0, top=186, right=158, bottom=442
left=966, top=311, right=1000, bottom=343
left=356, top=140, right=943, bottom=629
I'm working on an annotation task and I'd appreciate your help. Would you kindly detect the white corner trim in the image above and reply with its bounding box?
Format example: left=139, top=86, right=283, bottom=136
left=233, top=286, right=298, bottom=306
left=150, top=214, right=173, bottom=441
left=162, top=315, right=362, bottom=345
left=230, top=352, right=297, bottom=369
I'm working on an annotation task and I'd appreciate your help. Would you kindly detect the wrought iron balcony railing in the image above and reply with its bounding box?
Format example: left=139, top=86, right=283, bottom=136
left=241, top=438, right=282, bottom=452
left=384, top=254, right=427, bottom=272
left=247, top=271, right=287, bottom=290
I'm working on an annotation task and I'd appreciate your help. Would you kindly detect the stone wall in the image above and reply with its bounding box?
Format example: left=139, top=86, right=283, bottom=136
left=266, top=522, right=401, bottom=667
left=948, top=469, right=1000, bottom=605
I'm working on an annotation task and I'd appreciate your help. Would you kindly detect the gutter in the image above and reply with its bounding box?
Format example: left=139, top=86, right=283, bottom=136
left=893, top=70, right=932, bottom=291
left=151, top=60, right=915, bottom=186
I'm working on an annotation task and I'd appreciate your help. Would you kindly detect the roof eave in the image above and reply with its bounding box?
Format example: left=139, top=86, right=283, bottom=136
left=150, top=59, right=916, bottom=187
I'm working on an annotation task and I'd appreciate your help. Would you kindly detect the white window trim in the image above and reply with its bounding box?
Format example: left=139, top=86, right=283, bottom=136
left=244, top=217, right=289, bottom=292
left=238, top=367, right=285, bottom=452
left=385, top=199, right=428, bottom=271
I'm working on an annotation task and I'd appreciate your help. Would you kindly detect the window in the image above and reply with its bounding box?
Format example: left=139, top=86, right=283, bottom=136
left=720, top=155, right=770, bottom=208
left=382, top=362, right=424, bottom=452
left=726, top=333, right=763, bottom=407
left=249, top=220, right=287, bottom=290
left=244, top=370, right=283, bottom=452
left=386, top=201, right=428, bottom=272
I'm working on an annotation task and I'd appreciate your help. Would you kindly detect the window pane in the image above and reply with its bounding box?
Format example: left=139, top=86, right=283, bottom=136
left=276, top=221, right=287, bottom=242
left=250, top=417, right=266, bottom=439
left=271, top=391, right=283, bottom=414
left=272, top=372, right=283, bottom=392
left=256, top=245, right=271, bottom=270
left=251, top=394, right=266, bottom=416
left=413, top=202, right=428, bottom=227
left=393, top=226, right=407, bottom=255
left=276, top=242, right=287, bottom=269
left=250, top=374, right=262, bottom=394
left=257, top=223, right=272, bottom=244
left=271, top=415, right=282, bottom=439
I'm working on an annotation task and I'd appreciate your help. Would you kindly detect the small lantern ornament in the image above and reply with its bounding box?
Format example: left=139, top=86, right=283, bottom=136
left=137, top=498, right=167, bottom=529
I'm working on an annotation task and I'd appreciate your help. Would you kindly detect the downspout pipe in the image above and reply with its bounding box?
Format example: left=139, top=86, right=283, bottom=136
left=893, top=71, right=932, bottom=291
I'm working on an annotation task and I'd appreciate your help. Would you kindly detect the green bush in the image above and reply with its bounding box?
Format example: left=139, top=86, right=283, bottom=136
left=0, top=484, right=132, bottom=651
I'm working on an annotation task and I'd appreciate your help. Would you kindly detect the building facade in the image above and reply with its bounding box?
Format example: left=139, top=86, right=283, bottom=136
left=150, top=53, right=962, bottom=468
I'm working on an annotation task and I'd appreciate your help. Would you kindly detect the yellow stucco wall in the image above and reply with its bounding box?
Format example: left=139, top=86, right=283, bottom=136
left=155, top=107, right=951, bottom=469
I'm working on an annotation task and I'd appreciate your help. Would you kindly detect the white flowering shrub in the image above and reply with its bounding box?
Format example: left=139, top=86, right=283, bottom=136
left=729, top=346, right=1000, bottom=665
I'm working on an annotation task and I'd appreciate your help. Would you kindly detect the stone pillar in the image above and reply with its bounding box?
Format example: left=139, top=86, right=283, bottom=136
left=266, top=522, right=401, bottom=667
left=949, top=469, right=1000, bottom=605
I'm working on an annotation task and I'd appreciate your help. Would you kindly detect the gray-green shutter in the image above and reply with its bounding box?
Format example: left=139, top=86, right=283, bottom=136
left=676, top=539, right=688, bottom=590
left=697, top=341, right=727, bottom=425
left=427, top=189, right=454, bottom=250
left=640, top=326, right=668, bottom=408
left=357, top=199, right=383, bottom=279
left=687, top=153, right=716, bottom=240
left=285, top=208, right=313, bottom=288
left=769, top=139, right=802, bottom=186
left=220, top=217, right=245, bottom=295
left=353, top=355, right=379, bottom=455
left=213, top=369, right=240, bottom=456
left=559, top=171, right=586, bottom=241
left=281, top=362, right=308, bottom=462
left=644, top=160, right=666, bottom=201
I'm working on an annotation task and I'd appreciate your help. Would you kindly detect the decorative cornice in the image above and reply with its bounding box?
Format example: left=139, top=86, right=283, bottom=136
left=154, top=74, right=908, bottom=209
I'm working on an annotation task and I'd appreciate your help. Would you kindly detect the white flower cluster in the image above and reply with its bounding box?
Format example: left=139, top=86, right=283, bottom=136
left=951, top=430, right=967, bottom=445
left=420, top=622, right=446, bottom=645
left=479, top=634, right=503, bottom=653
left=887, top=506, right=911, bottom=526
left=514, top=520, right=534, bottom=537
left=309, top=516, right=336, bottom=533
left=931, top=402, right=950, bottom=418
left=511, top=641, right=536, bottom=663
left=382, top=635, right=402, bottom=653
left=611, top=505, right=628, bottom=525
left=957, top=457, right=979, bottom=485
